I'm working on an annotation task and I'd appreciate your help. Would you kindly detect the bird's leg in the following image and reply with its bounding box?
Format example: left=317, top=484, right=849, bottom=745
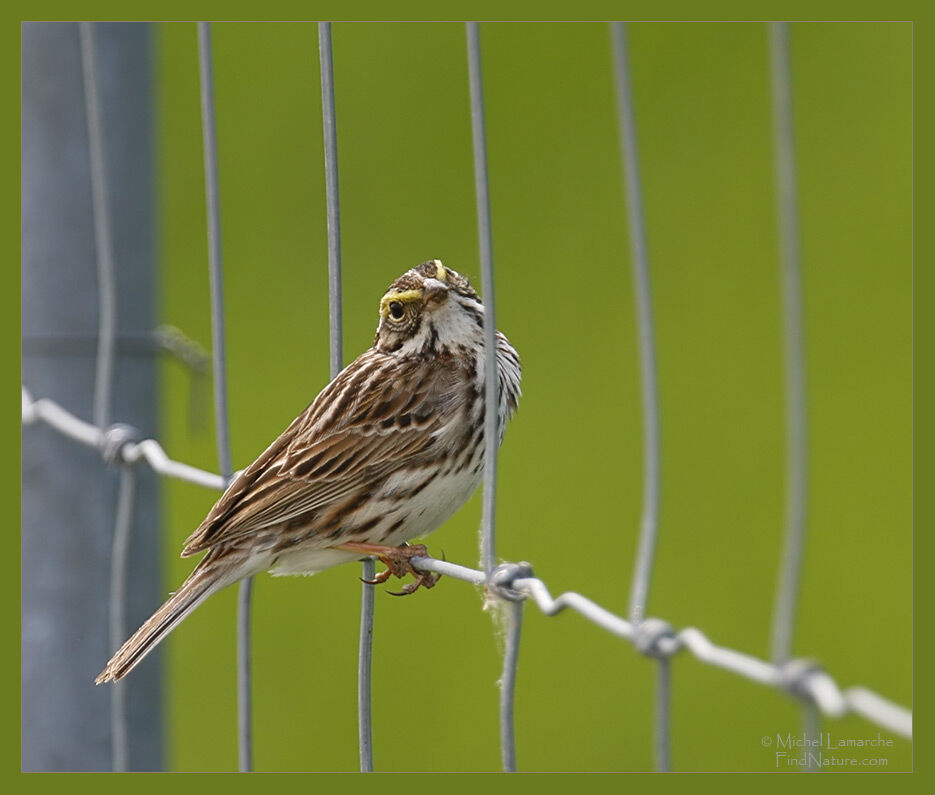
left=336, top=541, right=441, bottom=594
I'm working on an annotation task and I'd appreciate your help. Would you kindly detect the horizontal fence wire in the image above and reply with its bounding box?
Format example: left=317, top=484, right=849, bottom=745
left=20, top=385, right=913, bottom=744
left=22, top=386, right=226, bottom=489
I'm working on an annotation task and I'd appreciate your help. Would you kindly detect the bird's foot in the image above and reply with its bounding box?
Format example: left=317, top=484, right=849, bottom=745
left=336, top=541, right=441, bottom=595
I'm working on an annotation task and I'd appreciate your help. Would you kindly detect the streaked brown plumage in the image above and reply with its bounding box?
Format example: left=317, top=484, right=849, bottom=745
left=96, top=260, right=521, bottom=683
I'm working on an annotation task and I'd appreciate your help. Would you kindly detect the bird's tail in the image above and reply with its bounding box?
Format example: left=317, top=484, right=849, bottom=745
left=95, top=552, right=241, bottom=684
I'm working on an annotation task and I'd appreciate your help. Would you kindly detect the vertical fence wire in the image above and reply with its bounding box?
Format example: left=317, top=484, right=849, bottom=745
left=318, top=23, right=343, bottom=379
left=356, top=559, right=375, bottom=772
left=499, top=600, right=523, bottom=772
left=80, top=21, right=128, bottom=770
left=197, top=23, right=232, bottom=483
left=235, top=576, right=253, bottom=767
left=654, top=657, right=671, bottom=771
left=803, top=702, right=820, bottom=771
left=107, top=465, right=136, bottom=771
left=466, top=22, right=499, bottom=582
left=317, top=19, right=374, bottom=771
left=318, top=20, right=371, bottom=773
left=197, top=21, right=251, bottom=772
left=79, top=22, right=117, bottom=432
left=611, top=21, right=669, bottom=771
left=610, top=21, right=661, bottom=629
left=768, top=22, right=814, bottom=767
left=768, top=21, right=808, bottom=670
left=467, top=22, right=521, bottom=773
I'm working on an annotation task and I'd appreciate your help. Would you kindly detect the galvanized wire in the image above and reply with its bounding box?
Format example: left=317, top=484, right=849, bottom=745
left=236, top=575, right=253, bottom=768
left=108, top=465, right=136, bottom=772
left=22, top=386, right=225, bottom=488
left=317, top=20, right=373, bottom=774
left=410, top=556, right=912, bottom=739
left=80, top=20, right=131, bottom=771
left=804, top=702, right=820, bottom=771
left=611, top=20, right=668, bottom=772
left=197, top=22, right=232, bottom=486
left=197, top=21, right=252, bottom=773
left=357, top=559, right=375, bottom=772
left=79, top=22, right=117, bottom=432
left=20, top=388, right=914, bottom=748
left=318, top=22, right=344, bottom=381
left=466, top=22, right=499, bottom=582
left=768, top=20, right=809, bottom=669
left=611, top=21, right=661, bottom=629
left=654, top=657, right=671, bottom=771
left=467, top=22, right=522, bottom=773
left=499, top=600, right=523, bottom=772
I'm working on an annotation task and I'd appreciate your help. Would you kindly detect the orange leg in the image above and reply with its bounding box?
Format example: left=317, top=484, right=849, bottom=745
left=335, top=541, right=441, bottom=595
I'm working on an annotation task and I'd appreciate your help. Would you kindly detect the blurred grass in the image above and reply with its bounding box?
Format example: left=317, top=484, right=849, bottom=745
left=156, top=21, right=910, bottom=771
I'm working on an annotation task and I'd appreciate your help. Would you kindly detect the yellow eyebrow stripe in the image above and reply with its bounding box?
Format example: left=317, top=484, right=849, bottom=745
left=433, top=260, right=447, bottom=281
left=380, top=288, right=423, bottom=317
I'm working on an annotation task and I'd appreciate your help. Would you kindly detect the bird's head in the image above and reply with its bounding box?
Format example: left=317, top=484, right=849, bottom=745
left=374, top=260, right=484, bottom=356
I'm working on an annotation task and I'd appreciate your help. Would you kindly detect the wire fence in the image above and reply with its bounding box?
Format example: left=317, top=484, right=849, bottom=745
left=20, top=21, right=912, bottom=771
left=19, top=386, right=915, bottom=745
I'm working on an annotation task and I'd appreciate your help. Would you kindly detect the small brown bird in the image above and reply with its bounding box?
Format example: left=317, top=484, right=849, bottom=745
left=96, top=260, right=521, bottom=683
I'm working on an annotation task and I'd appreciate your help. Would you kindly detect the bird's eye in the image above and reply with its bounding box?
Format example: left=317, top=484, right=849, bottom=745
left=388, top=301, right=404, bottom=320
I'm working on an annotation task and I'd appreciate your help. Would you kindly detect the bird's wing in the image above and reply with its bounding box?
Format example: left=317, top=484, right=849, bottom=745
left=181, top=351, right=468, bottom=556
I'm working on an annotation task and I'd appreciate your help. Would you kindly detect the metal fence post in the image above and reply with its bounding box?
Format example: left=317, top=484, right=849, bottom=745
left=21, top=21, right=162, bottom=771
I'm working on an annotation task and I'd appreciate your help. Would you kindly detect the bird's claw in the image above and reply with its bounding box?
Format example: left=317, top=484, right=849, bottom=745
left=344, top=542, right=442, bottom=595
left=387, top=568, right=441, bottom=596
left=359, top=569, right=392, bottom=586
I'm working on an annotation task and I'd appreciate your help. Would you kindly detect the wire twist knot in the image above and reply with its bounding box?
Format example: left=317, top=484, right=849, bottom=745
left=777, top=658, right=825, bottom=702
left=489, top=561, right=534, bottom=602
left=634, top=617, right=676, bottom=658
left=100, top=423, right=140, bottom=465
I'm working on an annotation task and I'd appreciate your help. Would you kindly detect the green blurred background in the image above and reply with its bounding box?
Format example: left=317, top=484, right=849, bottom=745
left=154, top=21, right=911, bottom=771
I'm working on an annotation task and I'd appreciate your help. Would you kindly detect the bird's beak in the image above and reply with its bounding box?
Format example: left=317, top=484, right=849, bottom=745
left=422, top=278, right=448, bottom=307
